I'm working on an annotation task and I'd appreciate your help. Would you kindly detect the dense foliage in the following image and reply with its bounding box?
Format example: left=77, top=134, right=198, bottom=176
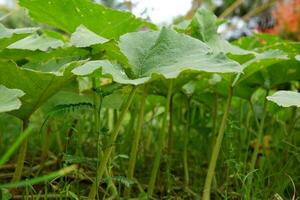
left=0, top=0, right=300, bottom=199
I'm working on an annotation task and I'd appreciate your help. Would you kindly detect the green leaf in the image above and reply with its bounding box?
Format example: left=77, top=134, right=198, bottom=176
left=267, top=91, right=300, bottom=107
left=70, top=25, right=108, bottom=47
left=235, top=50, right=289, bottom=85
left=187, top=8, right=250, bottom=55
left=19, top=0, right=155, bottom=39
left=8, top=34, right=64, bottom=51
left=0, top=23, right=38, bottom=50
left=0, top=85, right=25, bottom=113
left=0, top=61, right=81, bottom=120
left=73, top=28, right=241, bottom=85
left=72, top=60, right=149, bottom=85
left=296, top=55, right=300, bottom=61
left=119, top=28, right=242, bottom=77
left=0, top=47, right=89, bottom=63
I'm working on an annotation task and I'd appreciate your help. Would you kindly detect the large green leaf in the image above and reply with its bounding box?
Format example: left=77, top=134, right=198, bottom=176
left=120, top=28, right=242, bottom=77
left=267, top=91, right=300, bottom=107
left=0, top=85, right=25, bottom=113
left=19, top=0, right=154, bottom=39
left=72, top=28, right=242, bottom=85
left=0, top=61, right=81, bottom=120
left=0, top=24, right=38, bottom=50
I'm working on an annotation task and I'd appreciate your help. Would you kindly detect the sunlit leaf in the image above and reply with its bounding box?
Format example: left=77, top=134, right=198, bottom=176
left=70, top=25, right=108, bottom=47
left=8, top=34, right=64, bottom=51
left=267, top=91, right=300, bottom=107
left=0, top=24, right=38, bottom=50
left=73, top=28, right=241, bottom=85
left=0, top=85, right=25, bottom=113
left=19, top=0, right=155, bottom=39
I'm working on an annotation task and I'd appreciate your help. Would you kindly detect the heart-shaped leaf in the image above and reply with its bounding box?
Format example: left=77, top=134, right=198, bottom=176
left=72, top=28, right=241, bottom=85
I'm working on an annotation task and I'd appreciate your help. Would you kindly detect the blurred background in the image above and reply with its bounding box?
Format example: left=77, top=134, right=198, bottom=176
left=0, top=0, right=299, bottom=41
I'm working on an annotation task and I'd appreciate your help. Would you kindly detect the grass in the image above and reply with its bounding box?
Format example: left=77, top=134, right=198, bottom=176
left=1, top=87, right=300, bottom=199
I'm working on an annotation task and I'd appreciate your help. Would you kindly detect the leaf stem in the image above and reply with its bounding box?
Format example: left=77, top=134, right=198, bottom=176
left=11, top=120, right=29, bottom=182
left=148, top=80, right=173, bottom=197
left=246, top=90, right=269, bottom=199
left=124, top=85, right=147, bottom=197
left=88, top=86, right=137, bottom=200
left=202, top=86, right=233, bottom=200
left=183, top=97, right=190, bottom=187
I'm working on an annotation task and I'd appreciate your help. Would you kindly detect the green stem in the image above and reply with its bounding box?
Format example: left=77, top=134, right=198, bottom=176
left=124, top=85, right=147, bottom=197
left=246, top=90, right=269, bottom=199
left=166, top=94, right=174, bottom=193
left=88, top=86, right=137, bottom=200
left=11, top=120, right=29, bottom=182
left=2, top=165, right=77, bottom=188
left=0, top=126, right=34, bottom=166
left=183, top=97, right=190, bottom=187
left=147, top=80, right=173, bottom=197
left=202, top=86, right=233, bottom=200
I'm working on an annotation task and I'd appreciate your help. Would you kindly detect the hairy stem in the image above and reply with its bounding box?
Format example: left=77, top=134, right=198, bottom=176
left=88, top=86, right=137, bottom=200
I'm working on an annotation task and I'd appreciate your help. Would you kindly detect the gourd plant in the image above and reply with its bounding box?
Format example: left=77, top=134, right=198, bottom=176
left=0, top=0, right=299, bottom=198
left=71, top=26, right=242, bottom=198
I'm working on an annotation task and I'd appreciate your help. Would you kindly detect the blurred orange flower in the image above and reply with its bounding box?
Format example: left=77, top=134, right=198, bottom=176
left=271, top=0, right=300, bottom=40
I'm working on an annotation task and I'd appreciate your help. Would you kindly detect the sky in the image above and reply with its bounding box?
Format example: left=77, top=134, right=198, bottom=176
left=132, top=0, right=192, bottom=24
left=0, top=0, right=193, bottom=24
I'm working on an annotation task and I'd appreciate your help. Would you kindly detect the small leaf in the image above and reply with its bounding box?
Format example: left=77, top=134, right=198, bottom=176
left=70, top=25, right=108, bottom=47
left=8, top=34, right=64, bottom=51
left=0, top=85, right=25, bottom=113
left=0, top=24, right=38, bottom=50
left=296, top=55, right=300, bottom=61
left=187, top=8, right=251, bottom=55
left=267, top=91, right=300, bottom=107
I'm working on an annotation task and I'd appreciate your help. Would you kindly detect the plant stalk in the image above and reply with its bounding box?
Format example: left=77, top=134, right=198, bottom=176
left=166, top=94, right=174, bottom=193
left=246, top=90, right=269, bottom=199
left=183, top=97, right=190, bottom=187
left=147, top=80, right=173, bottom=197
left=202, top=86, right=233, bottom=200
left=124, top=85, right=147, bottom=197
left=11, top=120, right=29, bottom=182
left=88, top=86, right=137, bottom=200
